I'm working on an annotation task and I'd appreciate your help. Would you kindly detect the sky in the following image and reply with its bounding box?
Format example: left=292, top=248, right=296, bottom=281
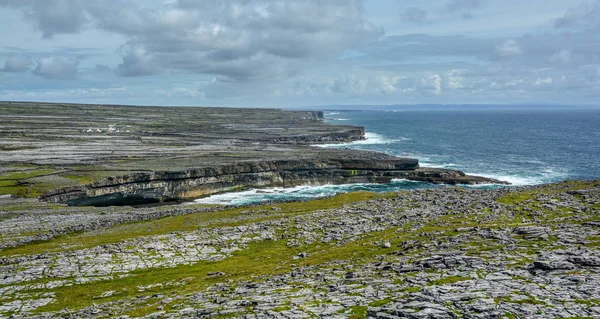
left=0, top=0, right=599, bottom=108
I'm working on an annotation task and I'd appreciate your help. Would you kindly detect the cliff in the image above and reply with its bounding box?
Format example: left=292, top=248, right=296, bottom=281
left=0, top=102, right=506, bottom=207
left=41, top=158, right=504, bottom=206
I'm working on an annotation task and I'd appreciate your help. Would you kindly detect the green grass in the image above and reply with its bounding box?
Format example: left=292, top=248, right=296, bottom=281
left=0, top=191, right=392, bottom=257
left=28, top=214, right=411, bottom=315
left=348, top=306, right=368, bottom=319
left=573, top=299, right=600, bottom=307
left=369, top=298, right=393, bottom=307
left=5, top=180, right=600, bottom=317
left=401, top=286, right=421, bottom=293
left=497, top=180, right=600, bottom=205
left=36, top=239, right=299, bottom=313
left=0, top=180, right=17, bottom=187
left=0, top=168, right=61, bottom=197
left=0, top=169, right=57, bottom=181
left=35, top=227, right=405, bottom=315
left=497, top=192, right=537, bottom=205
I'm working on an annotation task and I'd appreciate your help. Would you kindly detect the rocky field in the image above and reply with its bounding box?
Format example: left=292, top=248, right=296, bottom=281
left=1, top=102, right=597, bottom=319
left=0, top=180, right=599, bottom=319
left=0, top=102, right=499, bottom=207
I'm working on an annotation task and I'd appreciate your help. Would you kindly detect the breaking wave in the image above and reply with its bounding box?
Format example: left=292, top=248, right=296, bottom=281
left=313, top=132, right=407, bottom=148
left=191, top=178, right=507, bottom=206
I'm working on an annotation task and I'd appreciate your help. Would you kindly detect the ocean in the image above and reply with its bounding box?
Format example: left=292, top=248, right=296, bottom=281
left=195, top=106, right=600, bottom=205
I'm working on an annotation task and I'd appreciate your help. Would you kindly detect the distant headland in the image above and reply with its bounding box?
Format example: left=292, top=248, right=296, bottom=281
left=0, top=101, right=505, bottom=206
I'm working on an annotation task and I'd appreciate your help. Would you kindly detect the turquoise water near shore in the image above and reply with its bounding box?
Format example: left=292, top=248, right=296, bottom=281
left=195, top=106, right=600, bottom=205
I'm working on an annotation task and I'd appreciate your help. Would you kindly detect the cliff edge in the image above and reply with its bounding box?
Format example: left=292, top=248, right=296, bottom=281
left=0, top=102, right=505, bottom=206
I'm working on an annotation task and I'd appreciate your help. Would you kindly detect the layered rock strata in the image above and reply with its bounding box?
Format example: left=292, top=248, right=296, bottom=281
left=1, top=102, right=504, bottom=207
left=40, top=158, right=502, bottom=206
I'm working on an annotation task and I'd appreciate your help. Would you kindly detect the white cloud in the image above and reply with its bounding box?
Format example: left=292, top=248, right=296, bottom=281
left=420, top=74, right=442, bottom=95
left=89, top=0, right=382, bottom=80
left=2, top=57, right=31, bottom=72
left=1, top=0, right=600, bottom=106
left=32, top=57, right=79, bottom=79
left=0, top=0, right=87, bottom=38
left=446, top=70, right=465, bottom=89
left=117, top=45, right=158, bottom=77
left=534, top=77, right=553, bottom=86
left=496, top=39, right=522, bottom=56
left=327, top=74, right=408, bottom=96
left=554, top=2, right=600, bottom=29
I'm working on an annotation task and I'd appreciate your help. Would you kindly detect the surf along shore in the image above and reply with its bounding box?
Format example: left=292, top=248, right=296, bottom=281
left=1, top=102, right=599, bottom=318
left=0, top=101, right=504, bottom=207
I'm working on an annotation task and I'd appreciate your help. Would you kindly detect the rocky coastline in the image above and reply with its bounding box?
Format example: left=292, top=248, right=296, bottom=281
left=0, top=102, right=598, bottom=319
left=0, top=102, right=503, bottom=207
left=1, top=180, right=598, bottom=318
left=40, top=158, right=504, bottom=207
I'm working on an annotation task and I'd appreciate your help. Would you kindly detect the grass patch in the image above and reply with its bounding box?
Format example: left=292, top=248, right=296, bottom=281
left=29, top=216, right=413, bottom=315
left=0, top=169, right=57, bottom=181
left=401, top=286, right=421, bottom=293
left=369, top=298, right=393, bottom=307
left=35, top=239, right=298, bottom=313
left=0, top=191, right=391, bottom=257
left=497, top=192, right=536, bottom=205
left=348, top=306, right=368, bottom=319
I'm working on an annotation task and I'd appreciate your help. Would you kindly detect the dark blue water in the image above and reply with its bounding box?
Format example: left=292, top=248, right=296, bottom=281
left=323, top=107, right=600, bottom=185
left=195, top=107, right=600, bottom=205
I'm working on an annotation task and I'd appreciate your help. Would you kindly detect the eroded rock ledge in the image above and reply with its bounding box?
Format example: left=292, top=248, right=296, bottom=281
left=41, top=157, right=504, bottom=206
left=1, top=102, right=504, bottom=206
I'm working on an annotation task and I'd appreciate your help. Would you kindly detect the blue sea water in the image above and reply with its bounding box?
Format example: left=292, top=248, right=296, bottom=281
left=195, top=106, right=600, bottom=205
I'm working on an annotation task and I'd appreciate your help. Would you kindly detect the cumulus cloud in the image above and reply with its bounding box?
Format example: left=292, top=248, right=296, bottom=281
left=400, top=8, right=430, bottom=25
left=495, top=39, right=522, bottom=57
left=3, top=0, right=600, bottom=105
left=327, top=74, right=409, bottom=96
left=117, top=45, right=158, bottom=77
left=534, top=77, right=553, bottom=86
left=4, top=0, right=381, bottom=81
left=554, top=2, right=600, bottom=29
left=2, top=57, right=31, bottom=72
left=32, top=57, right=79, bottom=79
left=446, top=70, right=465, bottom=89
left=85, top=0, right=382, bottom=80
left=0, top=0, right=87, bottom=38
left=420, top=74, right=442, bottom=95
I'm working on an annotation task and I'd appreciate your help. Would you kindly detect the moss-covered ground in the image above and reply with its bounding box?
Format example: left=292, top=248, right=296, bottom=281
left=0, top=180, right=598, bottom=318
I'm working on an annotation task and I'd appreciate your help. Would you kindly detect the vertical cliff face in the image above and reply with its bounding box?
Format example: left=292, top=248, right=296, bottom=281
left=40, top=158, right=416, bottom=206
left=2, top=102, right=507, bottom=207
left=40, top=158, right=505, bottom=207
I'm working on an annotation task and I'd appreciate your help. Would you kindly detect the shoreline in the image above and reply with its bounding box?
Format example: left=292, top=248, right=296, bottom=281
left=1, top=179, right=598, bottom=318
left=1, top=101, right=504, bottom=207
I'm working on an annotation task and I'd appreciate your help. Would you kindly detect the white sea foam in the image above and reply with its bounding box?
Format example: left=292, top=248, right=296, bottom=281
left=466, top=168, right=568, bottom=186
left=325, top=112, right=340, bottom=115
left=193, top=184, right=353, bottom=205
left=390, top=178, right=421, bottom=183
left=470, top=174, right=542, bottom=186
left=192, top=179, right=435, bottom=206
left=420, top=162, right=458, bottom=169
left=313, top=132, right=406, bottom=148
